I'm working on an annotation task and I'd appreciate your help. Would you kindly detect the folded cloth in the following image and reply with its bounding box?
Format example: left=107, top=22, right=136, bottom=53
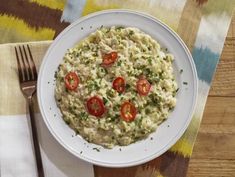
left=0, top=41, right=94, bottom=177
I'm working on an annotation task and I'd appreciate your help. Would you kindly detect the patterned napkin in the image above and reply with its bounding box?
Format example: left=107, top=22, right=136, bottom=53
left=0, top=0, right=234, bottom=177
left=0, top=42, right=94, bottom=177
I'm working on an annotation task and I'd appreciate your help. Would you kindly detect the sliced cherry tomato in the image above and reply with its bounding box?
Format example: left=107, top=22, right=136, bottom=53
left=86, top=96, right=105, bottom=117
left=102, top=51, right=118, bottom=66
left=137, top=78, right=151, bottom=96
left=64, top=72, right=79, bottom=90
left=112, top=77, right=125, bottom=93
left=120, top=101, right=137, bottom=122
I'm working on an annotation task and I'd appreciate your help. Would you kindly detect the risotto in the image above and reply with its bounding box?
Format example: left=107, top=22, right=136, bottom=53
left=54, top=26, right=177, bottom=148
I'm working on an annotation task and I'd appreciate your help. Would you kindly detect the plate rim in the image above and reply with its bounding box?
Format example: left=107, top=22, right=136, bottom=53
left=37, top=9, right=198, bottom=167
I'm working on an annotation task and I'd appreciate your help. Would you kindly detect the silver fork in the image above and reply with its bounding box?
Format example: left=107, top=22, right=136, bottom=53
left=15, top=45, right=44, bottom=177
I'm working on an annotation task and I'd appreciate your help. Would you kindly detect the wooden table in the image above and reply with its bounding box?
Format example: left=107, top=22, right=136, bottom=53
left=187, top=13, right=235, bottom=176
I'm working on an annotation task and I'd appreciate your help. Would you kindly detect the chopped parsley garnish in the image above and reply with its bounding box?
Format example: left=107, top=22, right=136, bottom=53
left=54, top=71, right=57, bottom=78
left=116, top=26, right=124, bottom=31
left=126, top=83, right=131, bottom=90
left=92, top=147, right=100, bottom=152
left=129, top=30, right=134, bottom=35
left=147, top=58, right=152, bottom=64
left=65, top=119, right=70, bottom=125
left=103, top=97, right=108, bottom=104
left=106, top=28, right=111, bottom=33
left=183, top=82, right=188, bottom=85
left=180, top=69, right=183, bottom=74
left=145, top=108, right=151, bottom=114
left=117, top=60, right=122, bottom=66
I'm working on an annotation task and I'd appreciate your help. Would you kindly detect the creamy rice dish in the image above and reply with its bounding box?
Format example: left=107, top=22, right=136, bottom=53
left=55, top=26, right=177, bottom=148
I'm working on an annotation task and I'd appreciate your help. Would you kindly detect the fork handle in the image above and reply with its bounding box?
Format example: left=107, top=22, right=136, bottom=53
left=28, top=97, right=45, bottom=177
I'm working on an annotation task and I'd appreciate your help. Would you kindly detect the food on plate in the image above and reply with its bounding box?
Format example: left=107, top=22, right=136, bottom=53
left=55, top=26, right=178, bottom=148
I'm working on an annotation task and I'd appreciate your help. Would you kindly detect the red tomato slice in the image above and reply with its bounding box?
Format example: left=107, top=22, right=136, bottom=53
left=86, top=96, right=105, bottom=117
left=120, top=102, right=137, bottom=122
left=137, top=78, right=151, bottom=96
left=112, top=77, right=125, bottom=93
left=102, top=51, right=118, bottom=66
left=64, top=72, right=79, bottom=90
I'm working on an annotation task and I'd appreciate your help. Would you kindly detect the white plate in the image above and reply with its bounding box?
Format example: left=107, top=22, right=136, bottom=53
left=37, top=9, right=198, bottom=167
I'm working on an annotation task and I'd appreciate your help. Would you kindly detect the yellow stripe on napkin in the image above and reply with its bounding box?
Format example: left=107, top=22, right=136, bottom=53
left=169, top=115, right=201, bottom=157
left=136, top=166, right=164, bottom=177
left=29, top=0, right=65, bottom=11
left=82, top=0, right=119, bottom=16
left=0, top=15, right=55, bottom=41
left=170, top=138, right=193, bottom=157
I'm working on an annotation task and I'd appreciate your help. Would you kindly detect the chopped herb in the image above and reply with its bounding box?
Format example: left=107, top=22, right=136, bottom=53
left=117, top=60, right=122, bottom=66
left=129, top=30, right=134, bottom=35
left=180, top=69, right=183, bottom=74
left=103, top=97, right=108, bottom=104
left=93, top=53, right=98, bottom=57
left=104, top=68, right=108, bottom=74
left=80, top=151, right=83, bottom=154
left=159, top=71, right=164, bottom=78
left=107, top=89, right=114, bottom=97
left=141, top=130, right=146, bottom=134
left=126, top=84, right=131, bottom=90
left=79, top=112, right=88, bottom=120
left=90, top=26, right=92, bottom=29
left=119, top=148, right=122, bottom=151
left=167, top=125, right=170, bottom=127
left=81, top=27, right=84, bottom=30
left=183, top=82, right=188, bottom=85
left=106, top=28, right=111, bottom=33
left=144, top=68, right=151, bottom=76
left=65, top=119, right=70, bottom=124
left=93, top=147, right=100, bottom=152
left=54, top=114, right=56, bottom=117
left=49, top=107, right=51, bottom=110
left=150, top=137, right=153, bottom=140
left=176, top=88, right=179, bottom=92
left=100, top=25, right=104, bottom=29
left=110, top=114, right=119, bottom=122
left=48, top=81, right=50, bottom=84
left=116, top=26, right=124, bottom=31
left=54, top=71, right=57, bottom=78
left=145, top=108, right=151, bottom=114
left=83, top=45, right=90, bottom=51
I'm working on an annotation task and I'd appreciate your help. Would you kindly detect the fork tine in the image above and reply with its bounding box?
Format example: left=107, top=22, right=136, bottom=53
left=22, top=45, right=34, bottom=80
left=19, top=46, right=30, bottom=81
left=15, top=47, right=24, bottom=82
left=27, top=45, right=37, bottom=80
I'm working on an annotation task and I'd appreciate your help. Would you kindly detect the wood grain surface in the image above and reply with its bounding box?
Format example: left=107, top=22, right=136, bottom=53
left=187, top=12, right=235, bottom=177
